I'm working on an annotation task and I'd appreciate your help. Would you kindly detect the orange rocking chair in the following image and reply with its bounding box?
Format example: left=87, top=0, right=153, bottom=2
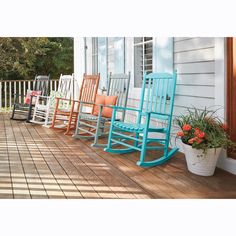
left=50, top=73, right=100, bottom=135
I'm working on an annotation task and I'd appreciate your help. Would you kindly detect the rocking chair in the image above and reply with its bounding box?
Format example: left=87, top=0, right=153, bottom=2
left=10, top=75, right=50, bottom=121
left=104, top=71, right=178, bottom=167
left=73, top=72, right=131, bottom=147
left=30, top=74, right=74, bottom=126
left=50, top=73, right=100, bottom=135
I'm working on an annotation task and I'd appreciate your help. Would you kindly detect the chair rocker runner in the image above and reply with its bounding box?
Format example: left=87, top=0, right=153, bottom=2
left=10, top=75, right=50, bottom=121
left=73, top=72, right=131, bottom=147
left=31, top=74, right=74, bottom=126
left=50, top=74, right=100, bottom=135
left=104, top=71, right=178, bottom=167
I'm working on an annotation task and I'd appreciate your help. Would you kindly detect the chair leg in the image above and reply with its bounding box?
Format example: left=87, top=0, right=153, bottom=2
left=64, top=101, right=75, bottom=135
left=50, top=98, right=59, bottom=128
left=10, top=105, right=16, bottom=119
left=137, top=113, right=150, bottom=165
left=91, top=106, right=103, bottom=147
left=44, top=109, right=50, bottom=126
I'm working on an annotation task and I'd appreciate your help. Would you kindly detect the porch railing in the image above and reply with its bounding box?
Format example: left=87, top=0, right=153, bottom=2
left=0, top=79, right=59, bottom=112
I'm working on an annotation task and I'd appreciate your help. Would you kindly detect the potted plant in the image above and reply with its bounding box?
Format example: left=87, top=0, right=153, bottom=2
left=175, top=107, right=236, bottom=176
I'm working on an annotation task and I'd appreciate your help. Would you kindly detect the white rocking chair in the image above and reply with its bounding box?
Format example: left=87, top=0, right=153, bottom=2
left=30, top=74, right=74, bottom=126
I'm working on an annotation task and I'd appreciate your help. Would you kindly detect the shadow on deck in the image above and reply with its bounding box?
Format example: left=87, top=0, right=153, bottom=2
left=0, top=113, right=236, bottom=199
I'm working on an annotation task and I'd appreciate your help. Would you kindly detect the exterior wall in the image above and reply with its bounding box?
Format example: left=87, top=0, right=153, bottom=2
left=173, top=37, right=215, bottom=117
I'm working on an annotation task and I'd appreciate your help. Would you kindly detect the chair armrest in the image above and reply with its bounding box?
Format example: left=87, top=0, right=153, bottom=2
left=143, top=111, right=170, bottom=121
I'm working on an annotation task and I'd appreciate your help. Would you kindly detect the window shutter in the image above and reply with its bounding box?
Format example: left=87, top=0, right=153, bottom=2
left=134, top=37, right=153, bottom=88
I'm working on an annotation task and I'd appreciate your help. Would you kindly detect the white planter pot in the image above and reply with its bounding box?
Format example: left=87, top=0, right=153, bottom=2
left=182, top=142, right=222, bottom=176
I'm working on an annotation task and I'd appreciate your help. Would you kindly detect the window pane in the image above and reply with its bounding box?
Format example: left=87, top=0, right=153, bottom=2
left=144, top=37, right=152, bottom=42
left=113, top=37, right=124, bottom=73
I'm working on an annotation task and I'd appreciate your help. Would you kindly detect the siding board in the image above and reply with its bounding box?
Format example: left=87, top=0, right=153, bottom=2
left=174, top=37, right=214, bottom=52
left=174, top=47, right=214, bottom=63
left=177, top=74, right=214, bottom=86
left=175, top=61, right=214, bottom=74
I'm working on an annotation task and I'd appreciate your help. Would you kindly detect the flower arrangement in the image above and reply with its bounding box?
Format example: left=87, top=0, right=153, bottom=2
left=175, top=107, right=236, bottom=152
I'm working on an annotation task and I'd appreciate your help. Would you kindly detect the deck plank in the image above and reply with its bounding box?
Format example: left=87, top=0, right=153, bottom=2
left=0, top=113, right=236, bottom=199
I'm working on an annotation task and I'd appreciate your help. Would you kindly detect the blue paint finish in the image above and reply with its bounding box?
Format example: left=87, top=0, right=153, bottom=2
left=104, top=71, right=178, bottom=167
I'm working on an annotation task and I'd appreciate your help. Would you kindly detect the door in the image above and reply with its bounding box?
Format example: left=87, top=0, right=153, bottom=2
left=227, top=37, right=236, bottom=158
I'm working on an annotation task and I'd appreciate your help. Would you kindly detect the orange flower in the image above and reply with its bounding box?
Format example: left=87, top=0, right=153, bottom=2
left=195, top=137, right=203, bottom=144
left=197, top=131, right=205, bottom=139
left=182, top=124, right=192, bottom=131
left=177, top=131, right=184, bottom=137
left=188, top=138, right=195, bottom=144
left=194, top=127, right=200, bottom=136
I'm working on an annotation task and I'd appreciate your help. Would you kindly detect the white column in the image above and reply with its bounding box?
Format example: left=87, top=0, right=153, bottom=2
left=74, top=37, right=85, bottom=99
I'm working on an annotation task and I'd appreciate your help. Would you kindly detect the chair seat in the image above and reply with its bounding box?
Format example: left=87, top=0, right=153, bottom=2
left=113, top=121, right=167, bottom=133
left=80, top=113, right=111, bottom=121
left=113, top=121, right=145, bottom=132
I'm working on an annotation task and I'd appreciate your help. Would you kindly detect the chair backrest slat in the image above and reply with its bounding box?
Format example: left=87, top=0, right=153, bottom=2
left=139, top=72, right=177, bottom=119
left=33, top=75, right=50, bottom=96
left=79, top=74, right=100, bottom=105
left=107, top=72, right=131, bottom=121
left=57, top=74, right=74, bottom=100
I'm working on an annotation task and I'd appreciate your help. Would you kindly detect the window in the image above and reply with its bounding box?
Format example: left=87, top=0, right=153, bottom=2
left=92, top=37, right=125, bottom=91
left=108, top=37, right=125, bottom=73
left=134, top=37, right=153, bottom=87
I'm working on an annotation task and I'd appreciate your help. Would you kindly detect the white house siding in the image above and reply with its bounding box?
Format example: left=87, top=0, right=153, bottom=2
left=173, top=37, right=215, bottom=117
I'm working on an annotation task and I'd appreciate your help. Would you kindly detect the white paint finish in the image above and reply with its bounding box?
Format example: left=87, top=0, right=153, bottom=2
left=174, top=37, right=192, bottom=42
left=177, top=74, right=214, bottom=86
left=127, top=95, right=215, bottom=111
left=85, top=37, right=93, bottom=74
left=175, top=61, right=215, bottom=74
left=73, top=37, right=85, bottom=99
left=174, top=37, right=214, bottom=52
left=126, top=37, right=142, bottom=99
left=174, top=47, right=214, bottom=64
left=175, top=84, right=214, bottom=98
left=174, top=95, right=215, bottom=109
left=153, top=37, right=174, bottom=72
left=214, top=37, right=226, bottom=119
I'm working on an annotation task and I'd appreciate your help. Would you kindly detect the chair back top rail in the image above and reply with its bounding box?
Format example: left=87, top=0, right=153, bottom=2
left=79, top=73, right=100, bottom=105
left=33, top=74, right=50, bottom=96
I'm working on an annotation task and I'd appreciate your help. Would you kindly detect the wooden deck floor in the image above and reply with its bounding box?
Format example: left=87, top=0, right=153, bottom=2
left=0, top=113, right=236, bottom=199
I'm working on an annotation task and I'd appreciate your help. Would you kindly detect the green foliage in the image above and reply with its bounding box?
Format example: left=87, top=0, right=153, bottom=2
left=175, top=107, right=236, bottom=152
left=0, top=37, right=73, bottom=80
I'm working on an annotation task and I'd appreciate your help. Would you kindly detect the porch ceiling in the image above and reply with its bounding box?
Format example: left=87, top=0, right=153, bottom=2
left=0, top=113, right=236, bottom=199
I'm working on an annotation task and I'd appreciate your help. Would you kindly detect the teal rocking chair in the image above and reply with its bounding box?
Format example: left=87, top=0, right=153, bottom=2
left=104, top=71, right=178, bottom=167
